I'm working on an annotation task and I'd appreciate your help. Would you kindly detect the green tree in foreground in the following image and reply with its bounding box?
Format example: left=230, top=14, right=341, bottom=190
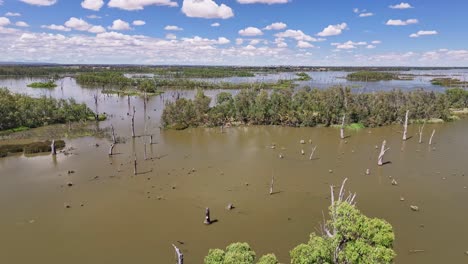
left=204, top=179, right=395, bottom=264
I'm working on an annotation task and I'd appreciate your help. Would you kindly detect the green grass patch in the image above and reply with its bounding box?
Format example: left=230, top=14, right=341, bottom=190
left=0, top=140, right=65, bottom=157
left=27, top=81, right=57, bottom=88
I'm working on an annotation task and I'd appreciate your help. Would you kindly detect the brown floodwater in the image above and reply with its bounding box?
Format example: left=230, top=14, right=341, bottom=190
left=0, top=78, right=468, bottom=263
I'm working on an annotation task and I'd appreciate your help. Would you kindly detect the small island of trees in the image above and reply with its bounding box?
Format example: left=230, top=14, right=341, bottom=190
left=27, top=80, right=57, bottom=88
left=346, top=71, right=401, bottom=81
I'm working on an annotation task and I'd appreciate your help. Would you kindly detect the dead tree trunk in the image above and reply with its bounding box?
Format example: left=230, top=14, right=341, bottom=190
left=51, top=140, right=56, bottom=155
left=150, top=135, right=153, bottom=144
left=309, top=146, right=317, bottom=160
left=133, top=153, right=137, bottom=175
left=111, top=124, right=116, bottom=144
left=340, top=114, right=345, bottom=139
left=269, top=175, right=274, bottom=195
left=131, top=106, right=136, bottom=138
left=144, top=142, right=147, bottom=160
left=403, top=110, right=409, bottom=141
left=204, top=208, right=211, bottom=225
left=418, top=122, right=425, bottom=144
left=93, top=94, right=99, bottom=121
left=378, top=140, right=390, bottom=166
left=172, top=244, right=184, bottom=264
left=109, top=143, right=115, bottom=156
left=429, top=129, right=435, bottom=145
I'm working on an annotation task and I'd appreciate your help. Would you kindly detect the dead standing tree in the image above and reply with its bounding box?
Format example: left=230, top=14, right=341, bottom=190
left=418, top=122, right=425, bottom=144
left=131, top=106, right=136, bottom=138
left=109, top=124, right=117, bottom=156
left=269, top=174, right=275, bottom=195
left=402, top=110, right=409, bottom=141
left=51, top=140, right=56, bottom=155
left=309, top=146, right=317, bottom=160
left=340, top=114, right=346, bottom=140
left=93, top=94, right=99, bottom=121
left=378, top=140, right=390, bottom=166
left=133, top=153, right=137, bottom=175
left=429, top=129, right=436, bottom=145
left=172, top=244, right=184, bottom=264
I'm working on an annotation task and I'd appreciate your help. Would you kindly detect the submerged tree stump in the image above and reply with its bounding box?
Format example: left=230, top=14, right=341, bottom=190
left=418, top=122, right=425, bottom=144
left=51, top=140, right=56, bottom=155
left=403, top=110, right=409, bottom=141
left=204, top=207, right=212, bottom=225
left=133, top=153, right=137, bottom=175
left=109, top=143, right=115, bottom=156
left=172, top=244, right=184, bottom=264
left=131, top=106, right=136, bottom=138
left=340, top=114, right=346, bottom=140
left=429, top=129, right=436, bottom=145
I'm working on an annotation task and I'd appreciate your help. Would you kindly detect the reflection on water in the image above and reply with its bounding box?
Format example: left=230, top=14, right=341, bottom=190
left=0, top=74, right=468, bottom=264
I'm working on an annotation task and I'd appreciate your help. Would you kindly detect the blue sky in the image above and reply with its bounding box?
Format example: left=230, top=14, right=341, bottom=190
left=0, top=0, right=467, bottom=66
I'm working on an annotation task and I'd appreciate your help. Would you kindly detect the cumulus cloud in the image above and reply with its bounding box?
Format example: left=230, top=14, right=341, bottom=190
left=108, top=0, right=178, bottom=10
left=237, top=0, right=290, bottom=4
left=81, top=0, right=104, bottom=11
left=297, top=41, right=314, bottom=48
left=264, top=22, right=287, bottom=30
left=211, top=22, right=220, bottom=27
left=389, top=2, right=413, bottom=9
left=164, top=25, right=183, bottom=31
left=238, top=27, right=263, bottom=36
left=182, top=0, right=234, bottom=19
left=317, top=23, right=348, bottom=37
left=0, top=17, right=11, bottom=26
left=65, top=17, right=92, bottom=31
left=275, top=29, right=321, bottom=42
left=133, top=20, right=146, bottom=26
left=19, top=0, right=56, bottom=6
left=217, top=37, right=230, bottom=44
left=15, top=21, right=29, bottom=27
left=236, top=38, right=244, bottom=45
left=410, top=30, right=438, bottom=38
left=88, top=25, right=106, bottom=33
left=41, top=24, right=71, bottom=31
left=165, top=33, right=176, bottom=40
left=371, top=40, right=382, bottom=44
left=5, top=12, right=21, bottom=17
left=109, top=19, right=131, bottom=31
left=386, top=19, right=418, bottom=26
left=332, top=41, right=367, bottom=49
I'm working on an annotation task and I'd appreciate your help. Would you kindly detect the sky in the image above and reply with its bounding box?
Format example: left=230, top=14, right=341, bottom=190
left=0, top=0, right=467, bottom=66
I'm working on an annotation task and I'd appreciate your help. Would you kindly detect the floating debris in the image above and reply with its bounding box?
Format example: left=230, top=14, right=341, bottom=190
left=226, top=203, right=234, bottom=210
left=300, top=140, right=305, bottom=144
left=410, top=205, right=419, bottom=211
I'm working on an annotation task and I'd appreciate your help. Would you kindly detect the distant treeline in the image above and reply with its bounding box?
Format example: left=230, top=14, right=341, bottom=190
left=0, top=88, right=95, bottom=131
left=346, top=71, right=402, bottom=81
left=162, top=87, right=468, bottom=129
left=154, top=67, right=255, bottom=78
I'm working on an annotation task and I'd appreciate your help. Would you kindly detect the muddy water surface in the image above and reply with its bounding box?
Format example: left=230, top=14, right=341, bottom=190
left=0, top=78, right=468, bottom=263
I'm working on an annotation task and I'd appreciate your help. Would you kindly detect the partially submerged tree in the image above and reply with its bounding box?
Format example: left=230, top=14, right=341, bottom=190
left=204, top=242, right=278, bottom=264
left=290, top=179, right=395, bottom=264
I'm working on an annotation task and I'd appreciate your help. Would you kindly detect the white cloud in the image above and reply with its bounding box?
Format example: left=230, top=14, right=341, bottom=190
left=317, top=23, right=348, bottom=37
left=386, top=19, right=418, bottom=26
left=109, top=19, right=131, bottom=31
left=81, top=0, right=104, bottom=11
left=87, top=15, right=102, bottom=19
left=237, top=0, right=290, bottom=4
left=5, top=12, right=21, bottom=17
left=0, top=17, right=11, bottom=26
left=275, top=29, right=321, bottom=42
left=218, top=37, right=230, bottom=44
left=359, top=13, right=374, bottom=17
left=264, top=22, right=287, bottom=30
left=353, top=8, right=360, bottom=13
left=389, top=2, right=413, bottom=9
left=164, top=25, right=183, bottom=31
left=211, top=22, right=220, bottom=27
left=239, top=27, right=263, bottom=36
left=236, top=38, right=244, bottom=45
left=133, top=20, right=146, bottom=26
left=409, top=30, right=438, bottom=38
left=182, top=0, right=234, bottom=19
left=297, top=41, right=314, bottom=48
left=332, top=41, right=367, bottom=49
left=65, top=17, right=92, bottom=31
left=166, top=33, right=177, bottom=40
left=108, top=0, right=178, bottom=10
left=249, top=39, right=260, bottom=45
left=41, top=24, right=71, bottom=31
left=15, top=21, right=29, bottom=27
left=366, top=45, right=376, bottom=49
left=19, top=0, right=56, bottom=6
left=88, top=25, right=106, bottom=33
left=371, top=40, right=382, bottom=44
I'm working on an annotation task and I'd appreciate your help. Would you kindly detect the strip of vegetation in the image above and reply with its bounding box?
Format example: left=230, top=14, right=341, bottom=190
left=27, top=81, right=57, bottom=88
left=162, top=87, right=468, bottom=129
left=431, top=78, right=468, bottom=88
left=0, top=140, right=65, bottom=157
left=346, top=71, right=401, bottom=81
left=77, top=72, right=296, bottom=91
left=295, top=72, right=312, bottom=81
left=154, top=67, right=255, bottom=78
left=0, top=88, right=97, bottom=131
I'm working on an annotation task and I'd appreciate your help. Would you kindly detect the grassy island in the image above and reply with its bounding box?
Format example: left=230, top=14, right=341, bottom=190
left=27, top=81, right=57, bottom=88
left=346, top=71, right=401, bottom=81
